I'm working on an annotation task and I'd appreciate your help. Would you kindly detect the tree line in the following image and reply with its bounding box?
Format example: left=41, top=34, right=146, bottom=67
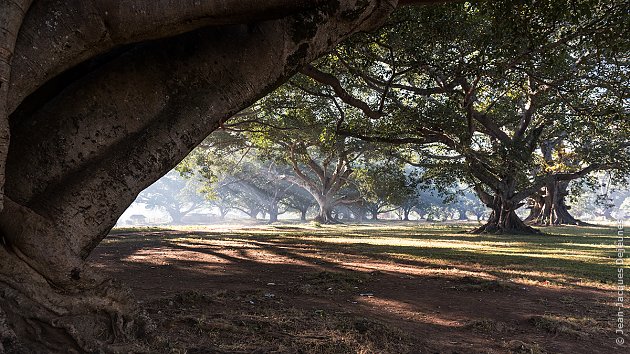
left=134, top=144, right=488, bottom=224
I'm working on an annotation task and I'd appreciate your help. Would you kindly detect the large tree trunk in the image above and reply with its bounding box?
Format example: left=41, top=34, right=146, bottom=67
left=0, top=198, right=151, bottom=352
left=268, top=203, right=280, bottom=223
left=524, top=192, right=544, bottom=223
left=526, top=181, right=590, bottom=226
left=0, top=1, right=397, bottom=351
left=0, top=0, right=32, bottom=214
left=472, top=195, right=540, bottom=234
left=314, top=200, right=337, bottom=224
left=403, top=207, right=411, bottom=221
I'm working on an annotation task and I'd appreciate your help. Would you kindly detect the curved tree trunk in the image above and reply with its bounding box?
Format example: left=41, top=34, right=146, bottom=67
left=0, top=1, right=397, bottom=351
left=0, top=198, right=151, bottom=352
left=550, top=181, right=591, bottom=225
left=0, top=0, right=32, bottom=215
left=471, top=174, right=541, bottom=234
left=314, top=209, right=334, bottom=223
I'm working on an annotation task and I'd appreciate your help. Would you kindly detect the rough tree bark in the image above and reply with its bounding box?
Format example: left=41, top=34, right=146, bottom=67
left=524, top=138, right=600, bottom=226
left=0, top=0, right=32, bottom=215
left=525, top=181, right=590, bottom=226
left=314, top=199, right=337, bottom=223
left=0, top=0, right=400, bottom=351
left=472, top=182, right=541, bottom=235
left=524, top=191, right=544, bottom=223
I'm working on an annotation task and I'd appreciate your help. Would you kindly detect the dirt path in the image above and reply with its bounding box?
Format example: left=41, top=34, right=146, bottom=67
left=90, top=230, right=618, bottom=353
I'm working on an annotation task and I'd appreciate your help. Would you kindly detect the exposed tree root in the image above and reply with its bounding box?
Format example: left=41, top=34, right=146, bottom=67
left=314, top=215, right=344, bottom=224
left=0, top=248, right=153, bottom=353
left=471, top=222, right=542, bottom=235
left=471, top=210, right=542, bottom=235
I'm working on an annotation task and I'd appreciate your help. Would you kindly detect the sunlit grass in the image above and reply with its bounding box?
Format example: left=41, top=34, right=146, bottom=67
left=108, top=222, right=622, bottom=288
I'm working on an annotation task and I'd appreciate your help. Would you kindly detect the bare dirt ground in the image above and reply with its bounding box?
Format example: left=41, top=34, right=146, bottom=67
left=90, top=224, right=620, bottom=353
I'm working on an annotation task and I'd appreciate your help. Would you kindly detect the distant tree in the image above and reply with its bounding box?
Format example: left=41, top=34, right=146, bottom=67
left=282, top=187, right=317, bottom=221
left=450, top=189, right=490, bottom=221
left=413, top=188, right=454, bottom=221
left=207, top=183, right=239, bottom=220
left=179, top=137, right=297, bottom=223
left=355, top=160, right=419, bottom=220
left=215, top=84, right=372, bottom=224
left=136, top=171, right=207, bottom=224
left=234, top=163, right=296, bottom=223
left=568, top=173, right=630, bottom=221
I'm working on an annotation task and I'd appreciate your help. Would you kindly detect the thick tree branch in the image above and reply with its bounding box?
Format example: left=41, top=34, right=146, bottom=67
left=8, top=0, right=341, bottom=113
left=300, top=64, right=384, bottom=119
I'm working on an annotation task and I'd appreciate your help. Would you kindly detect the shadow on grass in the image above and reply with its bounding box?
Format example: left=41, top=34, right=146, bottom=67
left=93, top=224, right=620, bottom=353
left=105, top=224, right=618, bottom=285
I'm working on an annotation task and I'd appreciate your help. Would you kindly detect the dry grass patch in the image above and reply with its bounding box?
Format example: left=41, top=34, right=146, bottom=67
left=529, top=315, right=605, bottom=338
left=447, top=276, right=520, bottom=292
left=290, top=270, right=370, bottom=296
left=506, top=340, right=547, bottom=354
left=466, top=318, right=514, bottom=334
left=146, top=290, right=414, bottom=353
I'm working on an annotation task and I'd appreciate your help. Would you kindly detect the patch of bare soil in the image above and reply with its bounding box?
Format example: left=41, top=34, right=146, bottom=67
left=90, top=230, right=618, bottom=353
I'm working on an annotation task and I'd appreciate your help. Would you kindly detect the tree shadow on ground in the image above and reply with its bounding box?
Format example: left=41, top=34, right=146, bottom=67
left=90, top=227, right=621, bottom=353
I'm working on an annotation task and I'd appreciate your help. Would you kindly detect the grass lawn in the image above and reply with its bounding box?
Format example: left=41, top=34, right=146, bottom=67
left=110, top=222, right=620, bottom=287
